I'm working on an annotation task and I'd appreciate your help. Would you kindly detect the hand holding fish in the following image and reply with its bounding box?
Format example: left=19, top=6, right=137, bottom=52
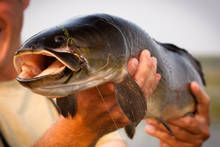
left=145, top=82, right=210, bottom=147
left=34, top=83, right=129, bottom=147
left=34, top=49, right=160, bottom=147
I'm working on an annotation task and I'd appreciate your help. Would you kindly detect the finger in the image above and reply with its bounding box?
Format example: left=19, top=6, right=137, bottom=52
left=145, top=125, right=195, bottom=147
left=153, top=74, right=161, bottom=90
left=160, top=140, right=170, bottom=147
left=100, top=98, right=129, bottom=128
left=148, top=74, right=161, bottom=95
left=190, top=82, right=210, bottom=119
left=146, top=119, right=202, bottom=144
left=111, top=106, right=130, bottom=126
left=134, top=50, right=151, bottom=87
left=127, top=58, right=139, bottom=76
left=168, top=116, right=201, bottom=134
left=142, top=57, right=160, bottom=98
left=99, top=94, right=118, bottom=111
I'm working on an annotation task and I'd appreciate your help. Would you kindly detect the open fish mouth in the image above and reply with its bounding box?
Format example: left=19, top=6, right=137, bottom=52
left=15, top=52, right=64, bottom=80
left=14, top=49, right=82, bottom=83
left=15, top=53, right=65, bottom=80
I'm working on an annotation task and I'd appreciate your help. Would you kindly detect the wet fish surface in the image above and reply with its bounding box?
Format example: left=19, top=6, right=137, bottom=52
left=14, top=14, right=205, bottom=138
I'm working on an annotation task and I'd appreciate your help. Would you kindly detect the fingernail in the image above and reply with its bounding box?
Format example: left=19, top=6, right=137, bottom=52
left=191, top=81, right=198, bottom=91
left=132, top=58, right=138, bottom=67
left=152, top=57, right=157, bottom=65
left=143, top=50, right=150, bottom=57
left=156, top=74, right=161, bottom=80
left=145, top=125, right=155, bottom=133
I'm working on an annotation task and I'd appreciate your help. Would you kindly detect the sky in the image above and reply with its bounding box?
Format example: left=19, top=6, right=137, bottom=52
left=22, top=0, right=220, bottom=56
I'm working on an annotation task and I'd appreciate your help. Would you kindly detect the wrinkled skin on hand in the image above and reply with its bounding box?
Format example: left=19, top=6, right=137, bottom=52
left=74, top=83, right=129, bottom=136
left=145, top=82, right=210, bottom=147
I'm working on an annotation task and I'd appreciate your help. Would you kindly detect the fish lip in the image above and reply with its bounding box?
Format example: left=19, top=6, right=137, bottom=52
left=28, top=69, right=122, bottom=97
left=15, top=67, right=73, bottom=90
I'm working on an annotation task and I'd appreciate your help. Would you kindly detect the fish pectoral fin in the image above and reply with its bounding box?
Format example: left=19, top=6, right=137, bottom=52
left=56, top=94, right=77, bottom=117
left=114, top=74, right=146, bottom=126
left=157, top=118, right=175, bottom=136
left=124, top=124, right=136, bottom=139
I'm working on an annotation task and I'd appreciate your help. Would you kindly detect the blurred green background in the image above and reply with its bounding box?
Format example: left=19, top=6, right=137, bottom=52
left=199, top=56, right=220, bottom=120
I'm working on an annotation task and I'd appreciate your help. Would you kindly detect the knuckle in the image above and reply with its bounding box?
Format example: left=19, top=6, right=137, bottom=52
left=135, top=77, right=145, bottom=87
left=149, top=61, right=155, bottom=69
left=203, top=129, right=210, bottom=140
left=112, top=110, right=121, bottom=119
left=185, top=117, right=193, bottom=126
left=160, top=132, right=170, bottom=140
left=206, top=96, right=210, bottom=105
left=194, top=140, right=203, bottom=147
left=190, top=121, right=197, bottom=129
left=185, top=118, right=197, bottom=129
left=100, top=101, right=115, bottom=111
left=119, top=115, right=130, bottom=125
left=173, top=125, right=180, bottom=132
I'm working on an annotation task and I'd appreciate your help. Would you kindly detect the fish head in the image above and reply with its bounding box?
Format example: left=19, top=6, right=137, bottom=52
left=14, top=19, right=126, bottom=97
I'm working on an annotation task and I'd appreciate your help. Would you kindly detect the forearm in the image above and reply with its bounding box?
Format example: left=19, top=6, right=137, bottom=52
left=34, top=115, right=100, bottom=147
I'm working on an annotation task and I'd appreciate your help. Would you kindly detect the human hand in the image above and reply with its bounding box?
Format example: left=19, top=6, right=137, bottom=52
left=127, top=50, right=161, bottom=100
left=145, top=82, right=210, bottom=147
left=74, top=82, right=129, bottom=137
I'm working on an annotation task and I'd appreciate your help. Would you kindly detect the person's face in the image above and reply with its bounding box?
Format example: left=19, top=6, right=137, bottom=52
left=0, top=0, right=28, bottom=66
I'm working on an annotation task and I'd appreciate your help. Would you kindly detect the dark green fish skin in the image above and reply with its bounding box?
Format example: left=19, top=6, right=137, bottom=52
left=14, top=14, right=205, bottom=138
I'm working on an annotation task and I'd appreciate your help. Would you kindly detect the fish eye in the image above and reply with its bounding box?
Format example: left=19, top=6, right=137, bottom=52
left=54, top=35, right=66, bottom=44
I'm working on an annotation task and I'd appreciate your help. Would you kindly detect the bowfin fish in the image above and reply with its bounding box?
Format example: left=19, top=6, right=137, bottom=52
left=13, top=14, right=205, bottom=139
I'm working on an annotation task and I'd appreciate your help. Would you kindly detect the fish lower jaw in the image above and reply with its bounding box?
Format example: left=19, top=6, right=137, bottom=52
left=32, top=70, right=122, bottom=97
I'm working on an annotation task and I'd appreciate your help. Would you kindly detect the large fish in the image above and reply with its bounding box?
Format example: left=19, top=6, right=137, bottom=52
left=13, top=14, right=205, bottom=138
